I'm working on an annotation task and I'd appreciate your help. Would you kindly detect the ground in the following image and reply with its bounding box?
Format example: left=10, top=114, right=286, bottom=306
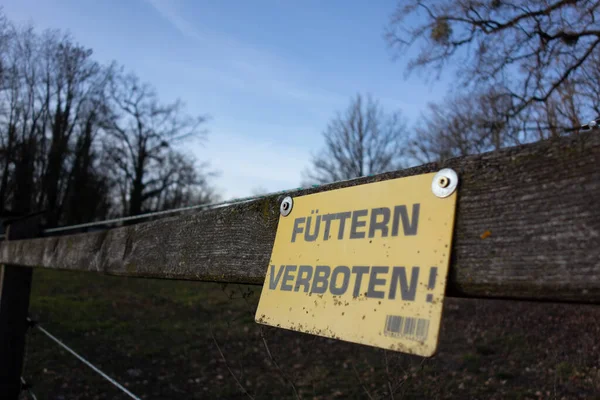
left=19, top=269, right=600, bottom=399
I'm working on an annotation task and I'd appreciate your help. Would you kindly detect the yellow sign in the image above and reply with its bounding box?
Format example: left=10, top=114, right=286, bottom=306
left=255, top=172, right=457, bottom=357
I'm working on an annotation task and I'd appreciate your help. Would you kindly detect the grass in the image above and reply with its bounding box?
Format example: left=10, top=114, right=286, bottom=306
left=19, top=269, right=600, bottom=399
left=461, top=353, right=481, bottom=373
left=556, top=362, right=575, bottom=380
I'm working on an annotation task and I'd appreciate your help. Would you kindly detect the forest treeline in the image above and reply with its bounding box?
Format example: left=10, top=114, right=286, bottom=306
left=2, top=0, right=600, bottom=227
left=0, top=12, right=217, bottom=228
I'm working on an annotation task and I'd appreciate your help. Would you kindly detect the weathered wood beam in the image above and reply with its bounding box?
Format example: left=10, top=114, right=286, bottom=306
left=1, top=132, right=599, bottom=303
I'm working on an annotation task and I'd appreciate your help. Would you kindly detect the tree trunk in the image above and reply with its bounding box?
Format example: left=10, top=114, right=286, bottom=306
left=41, top=108, right=72, bottom=227
left=12, top=139, right=36, bottom=216
left=128, top=150, right=146, bottom=217
left=0, top=125, right=15, bottom=212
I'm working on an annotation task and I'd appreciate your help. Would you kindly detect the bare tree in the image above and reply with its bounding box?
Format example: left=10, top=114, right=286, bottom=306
left=0, top=17, right=116, bottom=225
left=147, top=153, right=220, bottom=211
left=61, top=94, right=113, bottom=225
left=0, top=11, right=219, bottom=225
left=303, top=93, right=408, bottom=184
left=0, top=18, right=18, bottom=212
left=385, top=0, right=600, bottom=126
left=579, top=50, right=600, bottom=116
left=409, top=87, right=523, bottom=163
left=36, top=32, right=110, bottom=226
left=4, top=24, right=45, bottom=216
left=105, top=71, right=211, bottom=216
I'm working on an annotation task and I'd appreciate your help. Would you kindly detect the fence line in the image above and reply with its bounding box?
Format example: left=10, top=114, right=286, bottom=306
left=43, top=192, right=272, bottom=234
left=0, top=130, right=598, bottom=399
left=1, top=117, right=595, bottom=239
left=1, top=118, right=598, bottom=239
left=1, top=131, right=599, bottom=303
left=43, top=186, right=312, bottom=235
left=30, top=319, right=142, bottom=400
left=20, top=377, right=37, bottom=400
left=42, top=168, right=371, bottom=235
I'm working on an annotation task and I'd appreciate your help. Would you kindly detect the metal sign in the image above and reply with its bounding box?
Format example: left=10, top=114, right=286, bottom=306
left=255, top=171, right=458, bottom=357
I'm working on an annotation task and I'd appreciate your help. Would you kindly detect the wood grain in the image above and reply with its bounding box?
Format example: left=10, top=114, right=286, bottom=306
left=1, top=132, right=599, bottom=303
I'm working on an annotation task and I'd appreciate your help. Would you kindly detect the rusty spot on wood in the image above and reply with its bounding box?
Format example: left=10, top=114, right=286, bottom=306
left=480, top=230, right=492, bottom=239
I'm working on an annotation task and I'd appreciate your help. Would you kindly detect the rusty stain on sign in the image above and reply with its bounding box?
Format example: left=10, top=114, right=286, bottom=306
left=255, top=172, right=458, bottom=357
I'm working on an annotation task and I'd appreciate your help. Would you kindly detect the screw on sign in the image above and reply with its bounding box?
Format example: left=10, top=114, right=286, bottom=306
left=431, top=169, right=458, bottom=199
left=280, top=196, right=293, bottom=217
left=581, top=117, right=599, bottom=131
left=437, top=176, right=449, bottom=188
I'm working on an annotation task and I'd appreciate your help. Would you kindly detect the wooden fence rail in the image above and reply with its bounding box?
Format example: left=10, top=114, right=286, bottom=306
left=1, top=132, right=600, bottom=304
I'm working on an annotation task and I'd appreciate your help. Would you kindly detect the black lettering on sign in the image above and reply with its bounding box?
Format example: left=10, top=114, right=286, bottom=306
left=367, top=266, right=389, bottom=299
left=391, top=204, right=420, bottom=236
left=269, top=264, right=426, bottom=301
left=336, top=212, right=352, bottom=240
left=388, top=266, right=420, bottom=301
left=321, top=213, right=336, bottom=241
left=368, top=207, right=390, bottom=238
left=269, top=265, right=285, bottom=290
left=295, top=265, right=313, bottom=292
left=280, top=265, right=297, bottom=291
left=329, top=266, right=351, bottom=295
left=350, top=209, right=368, bottom=239
left=304, top=214, right=321, bottom=242
left=291, top=218, right=305, bottom=242
left=290, top=204, right=420, bottom=243
left=351, top=266, right=369, bottom=297
left=310, top=265, right=331, bottom=294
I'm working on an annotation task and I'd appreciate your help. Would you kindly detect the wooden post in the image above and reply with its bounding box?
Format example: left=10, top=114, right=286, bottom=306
left=0, top=215, right=39, bottom=399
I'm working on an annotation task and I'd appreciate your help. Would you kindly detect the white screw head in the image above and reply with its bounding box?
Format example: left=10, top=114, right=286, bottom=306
left=432, top=169, right=458, bottom=198
left=280, top=196, right=293, bottom=216
left=438, top=176, right=450, bottom=188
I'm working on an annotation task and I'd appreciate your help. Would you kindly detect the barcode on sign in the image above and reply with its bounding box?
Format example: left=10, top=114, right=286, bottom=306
left=384, top=315, right=430, bottom=342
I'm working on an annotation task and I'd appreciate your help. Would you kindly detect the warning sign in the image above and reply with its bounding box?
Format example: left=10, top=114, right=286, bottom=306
left=255, top=172, right=457, bottom=357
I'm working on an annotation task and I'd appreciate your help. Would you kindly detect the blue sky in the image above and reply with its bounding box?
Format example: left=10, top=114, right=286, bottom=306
left=3, top=0, right=452, bottom=199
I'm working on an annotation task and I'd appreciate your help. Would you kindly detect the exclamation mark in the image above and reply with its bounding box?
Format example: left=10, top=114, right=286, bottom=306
left=426, top=267, right=438, bottom=303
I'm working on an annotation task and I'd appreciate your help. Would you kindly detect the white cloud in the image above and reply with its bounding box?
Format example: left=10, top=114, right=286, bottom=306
left=144, top=0, right=346, bottom=107
left=145, top=0, right=204, bottom=42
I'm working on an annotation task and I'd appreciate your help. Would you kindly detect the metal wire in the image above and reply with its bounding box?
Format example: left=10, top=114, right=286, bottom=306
left=0, top=180, right=342, bottom=237
left=41, top=168, right=379, bottom=236
left=42, top=186, right=309, bottom=234
left=32, top=321, right=142, bottom=400
left=13, top=118, right=600, bottom=237
left=20, top=377, right=38, bottom=400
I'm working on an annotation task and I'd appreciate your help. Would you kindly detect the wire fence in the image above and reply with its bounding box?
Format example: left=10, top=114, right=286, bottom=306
left=43, top=187, right=299, bottom=234
left=0, top=116, right=596, bottom=240
left=4, top=164, right=385, bottom=398
left=20, top=377, right=38, bottom=400
left=24, top=318, right=142, bottom=400
left=3, top=117, right=599, bottom=398
left=37, top=172, right=360, bottom=236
